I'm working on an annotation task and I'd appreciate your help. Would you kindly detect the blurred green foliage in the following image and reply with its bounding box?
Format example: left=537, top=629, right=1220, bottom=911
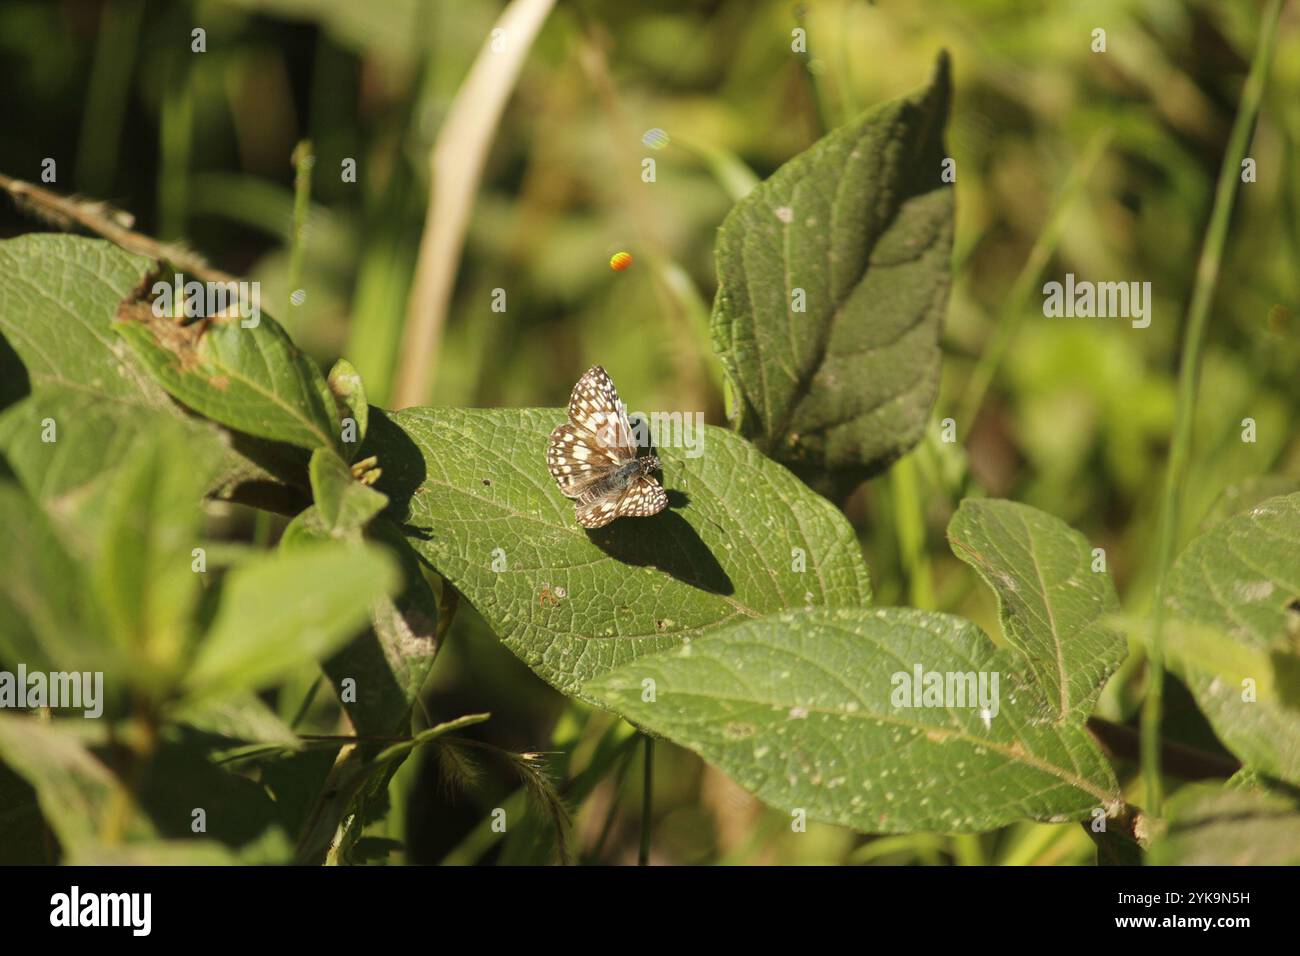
left=0, top=0, right=1296, bottom=864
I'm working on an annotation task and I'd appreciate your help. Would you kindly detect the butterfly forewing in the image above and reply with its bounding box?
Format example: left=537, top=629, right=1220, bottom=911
left=567, top=365, right=636, bottom=460
left=546, top=421, right=620, bottom=497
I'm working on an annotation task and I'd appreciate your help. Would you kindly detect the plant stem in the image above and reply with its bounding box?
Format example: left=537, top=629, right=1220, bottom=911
left=639, top=733, right=654, bottom=866
left=890, top=452, right=934, bottom=610
left=1141, top=0, right=1284, bottom=817
left=288, top=139, right=314, bottom=313
left=392, top=0, right=556, bottom=409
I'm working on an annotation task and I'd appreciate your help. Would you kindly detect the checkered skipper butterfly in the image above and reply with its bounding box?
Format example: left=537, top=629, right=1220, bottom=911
left=546, top=366, right=668, bottom=529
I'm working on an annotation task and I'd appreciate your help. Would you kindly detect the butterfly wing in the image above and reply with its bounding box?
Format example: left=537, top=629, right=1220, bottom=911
left=574, top=491, right=622, bottom=529
left=547, top=421, right=621, bottom=499
left=617, top=474, right=668, bottom=519
left=568, top=365, right=636, bottom=460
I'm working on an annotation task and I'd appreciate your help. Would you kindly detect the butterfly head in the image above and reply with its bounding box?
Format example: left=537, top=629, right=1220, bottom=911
left=639, top=453, right=661, bottom=475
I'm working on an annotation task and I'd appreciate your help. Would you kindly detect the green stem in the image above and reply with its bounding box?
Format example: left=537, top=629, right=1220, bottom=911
left=639, top=734, right=654, bottom=866
left=1141, top=0, right=1284, bottom=816
left=288, top=140, right=315, bottom=313
left=890, top=453, right=934, bottom=610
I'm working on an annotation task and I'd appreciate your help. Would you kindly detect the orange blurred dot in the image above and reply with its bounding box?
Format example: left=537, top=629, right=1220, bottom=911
left=609, top=251, right=633, bottom=272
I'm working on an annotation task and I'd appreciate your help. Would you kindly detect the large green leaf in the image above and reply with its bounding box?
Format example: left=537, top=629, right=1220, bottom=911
left=183, top=541, right=400, bottom=700
left=369, top=407, right=872, bottom=701
left=114, top=295, right=343, bottom=454
left=0, top=235, right=299, bottom=521
left=948, top=499, right=1126, bottom=718
left=1166, top=492, right=1300, bottom=785
left=586, top=606, right=1120, bottom=833
left=0, top=236, right=207, bottom=537
left=710, top=54, right=953, bottom=484
left=0, top=236, right=167, bottom=405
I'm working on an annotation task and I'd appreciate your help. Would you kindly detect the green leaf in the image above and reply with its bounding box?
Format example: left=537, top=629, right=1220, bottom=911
left=171, top=694, right=302, bottom=749
left=0, top=480, right=117, bottom=676
left=0, top=235, right=299, bottom=523
left=948, top=498, right=1126, bottom=718
left=283, top=511, right=440, bottom=735
left=586, top=606, right=1120, bottom=833
left=308, top=446, right=387, bottom=535
left=68, top=827, right=293, bottom=865
left=0, top=715, right=154, bottom=852
left=710, top=53, right=953, bottom=484
left=91, top=419, right=226, bottom=685
left=114, top=294, right=343, bottom=454
left=1148, top=783, right=1300, bottom=865
left=183, top=541, right=400, bottom=700
left=0, top=236, right=169, bottom=406
left=0, top=236, right=225, bottom=535
left=328, top=358, right=369, bottom=456
left=0, top=389, right=185, bottom=546
left=370, top=407, right=871, bottom=702
left=1166, top=492, right=1300, bottom=786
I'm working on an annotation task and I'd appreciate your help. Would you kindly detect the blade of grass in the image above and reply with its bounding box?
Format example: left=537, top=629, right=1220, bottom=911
left=287, top=140, right=315, bottom=314
left=158, top=55, right=193, bottom=241
left=391, top=0, right=556, bottom=409
left=1141, top=0, right=1285, bottom=816
left=890, top=452, right=934, bottom=611
left=75, top=0, right=145, bottom=196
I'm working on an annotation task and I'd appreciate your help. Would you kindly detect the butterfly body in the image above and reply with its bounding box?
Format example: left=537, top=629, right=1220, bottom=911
left=576, top=454, right=661, bottom=504
left=546, top=366, right=668, bottom=529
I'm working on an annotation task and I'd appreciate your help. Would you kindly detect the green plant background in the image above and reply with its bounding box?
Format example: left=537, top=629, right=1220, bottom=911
left=0, top=0, right=1297, bottom=865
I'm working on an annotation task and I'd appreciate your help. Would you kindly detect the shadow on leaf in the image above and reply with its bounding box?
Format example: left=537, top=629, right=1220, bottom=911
left=586, top=505, right=734, bottom=596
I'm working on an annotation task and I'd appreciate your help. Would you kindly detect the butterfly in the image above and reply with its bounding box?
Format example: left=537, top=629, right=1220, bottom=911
left=546, top=366, right=668, bottom=529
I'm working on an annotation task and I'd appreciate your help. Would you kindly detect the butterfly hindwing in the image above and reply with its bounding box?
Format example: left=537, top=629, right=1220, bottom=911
left=575, top=493, right=622, bottom=529
left=546, top=421, right=620, bottom=498
left=617, top=475, right=668, bottom=519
